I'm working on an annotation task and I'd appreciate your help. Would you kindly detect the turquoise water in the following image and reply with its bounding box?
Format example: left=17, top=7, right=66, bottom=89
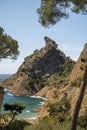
left=2, top=89, right=45, bottom=119
left=0, top=74, right=46, bottom=119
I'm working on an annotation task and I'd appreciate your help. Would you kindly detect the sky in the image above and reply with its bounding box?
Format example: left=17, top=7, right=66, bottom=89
left=0, top=0, right=87, bottom=74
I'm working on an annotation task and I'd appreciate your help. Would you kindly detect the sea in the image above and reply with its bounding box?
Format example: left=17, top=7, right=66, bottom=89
left=0, top=74, right=46, bottom=119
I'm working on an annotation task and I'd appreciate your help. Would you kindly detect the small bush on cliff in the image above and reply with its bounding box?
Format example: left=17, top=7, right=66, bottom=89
left=24, top=117, right=71, bottom=130
left=48, top=96, right=71, bottom=123
left=9, top=119, right=31, bottom=130
left=70, top=77, right=82, bottom=87
left=0, top=86, right=4, bottom=92
left=47, top=58, right=75, bottom=87
left=59, top=58, right=75, bottom=76
left=78, top=108, right=87, bottom=130
left=78, top=115, right=87, bottom=130
left=26, top=77, right=46, bottom=93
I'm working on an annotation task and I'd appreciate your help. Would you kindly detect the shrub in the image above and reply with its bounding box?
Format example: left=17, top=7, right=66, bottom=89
left=78, top=115, right=87, bottom=130
left=70, top=77, right=82, bottom=87
left=9, top=119, right=31, bottom=130
left=24, top=117, right=70, bottom=130
left=0, top=86, right=4, bottom=92
left=78, top=108, right=87, bottom=130
left=25, top=77, right=46, bottom=93
left=47, top=96, right=71, bottom=123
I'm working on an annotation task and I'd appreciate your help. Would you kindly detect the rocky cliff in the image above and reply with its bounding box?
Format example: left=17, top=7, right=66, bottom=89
left=38, top=43, right=87, bottom=118
left=1, top=36, right=75, bottom=95
left=1, top=38, right=87, bottom=120
left=69, top=43, right=87, bottom=115
left=69, top=43, right=87, bottom=86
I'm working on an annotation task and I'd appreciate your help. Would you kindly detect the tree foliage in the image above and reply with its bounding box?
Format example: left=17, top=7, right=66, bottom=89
left=37, top=0, right=87, bottom=27
left=0, top=102, right=25, bottom=130
left=4, top=102, right=25, bottom=114
left=0, top=26, right=19, bottom=60
left=48, top=96, right=71, bottom=123
left=9, top=120, right=31, bottom=130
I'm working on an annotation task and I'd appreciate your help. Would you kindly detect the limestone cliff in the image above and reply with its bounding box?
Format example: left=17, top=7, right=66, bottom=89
left=69, top=43, right=87, bottom=115
left=1, top=36, right=75, bottom=95
left=69, top=43, right=87, bottom=85
left=38, top=43, right=87, bottom=118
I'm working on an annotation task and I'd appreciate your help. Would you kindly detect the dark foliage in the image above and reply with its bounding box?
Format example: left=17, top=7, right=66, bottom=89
left=37, top=0, right=87, bottom=27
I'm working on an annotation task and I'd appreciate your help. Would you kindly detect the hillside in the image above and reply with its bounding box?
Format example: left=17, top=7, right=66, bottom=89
left=1, top=37, right=87, bottom=122
left=69, top=43, right=87, bottom=86
left=1, top=36, right=75, bottom=96
left=38, top=43, right=87, bottom=118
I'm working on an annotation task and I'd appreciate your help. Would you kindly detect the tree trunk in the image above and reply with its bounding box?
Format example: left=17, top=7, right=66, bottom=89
left=7, top=113, right=16, bottom=130
left=70, top=65, right=87, bottom=130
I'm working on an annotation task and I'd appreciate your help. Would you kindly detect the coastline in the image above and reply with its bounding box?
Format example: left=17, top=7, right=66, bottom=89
left=2, top=88, right=47, bottom=120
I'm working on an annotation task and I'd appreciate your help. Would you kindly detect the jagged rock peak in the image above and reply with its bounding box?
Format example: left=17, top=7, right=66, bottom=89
left=1, top=36, right=75, bottom=96
left=44, top=36, right=58, bottom=50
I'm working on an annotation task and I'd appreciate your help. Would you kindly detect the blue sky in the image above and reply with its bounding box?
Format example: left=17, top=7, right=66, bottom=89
left=0, top=0, right=87, bottom=74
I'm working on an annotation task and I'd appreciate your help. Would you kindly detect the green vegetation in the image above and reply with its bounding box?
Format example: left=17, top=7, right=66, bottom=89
left=0, top=97, right=86, bottom=130
left=70, top=77, right=82, bottom=87
left=24, top=97, right=86, bottom=130
left=47, top=58, right=75, bottom=87
left=78, top=115, right=87, bottom=130
left=37, top=1, right=87, bottom=129
left=9, top=119, right=31, bottom=130
left=24, top=117, right=70, bottom=130
left=23, top=96, right=71, bottom=130
left=24, top=120, right=87, bottom=130
left=57, top=57, right=75, bottom=77
left=48, top=96, right=71, bottom=123
left=0, top=102, right=25, bottom=130
left=0, top=26, right=19, bottom=60
left=37, top=0, right=87, bottom=27
left=25, top=77, right=46, bottom=93
left=78, top=108, right=87, bottom=130
left=25, top=58, right=75, bottom=93
left=0, top=86, right=4, bottom=92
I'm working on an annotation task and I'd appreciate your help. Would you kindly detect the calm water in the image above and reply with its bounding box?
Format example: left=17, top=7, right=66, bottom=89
left=0, top=74, right=46, bottom=119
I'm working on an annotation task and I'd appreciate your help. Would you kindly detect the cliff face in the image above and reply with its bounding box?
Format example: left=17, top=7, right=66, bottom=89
left=1, top=39, right=87, bottom=119
left=1, top=36, right=75, bottom=95
left=69, top=43, right=87, bottom=115
left=69, top=43, right=87, bottom=86
left=38, top=43, right=87, bottom=118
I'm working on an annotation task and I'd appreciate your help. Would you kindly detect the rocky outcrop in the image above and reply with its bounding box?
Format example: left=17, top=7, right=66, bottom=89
left=69, top=43, right=87, bottom=86
left=69, top=43, right=87, bottom=115
left=38, top=43, right=87, bottom=118
left=1, top=36, right=74, bottom=95
left=1, top=40, right=87, bottom=119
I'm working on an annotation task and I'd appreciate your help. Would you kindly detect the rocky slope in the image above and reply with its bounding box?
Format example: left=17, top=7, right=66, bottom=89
left=1, top=36, right=75, bottom=95
left=69, top=43, right=87, bottom=114
left=1, top=37, right=87, bottom=119
left=38, top=43, right=87, bottom=118
left=69, top=43, right=87, bottom=86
